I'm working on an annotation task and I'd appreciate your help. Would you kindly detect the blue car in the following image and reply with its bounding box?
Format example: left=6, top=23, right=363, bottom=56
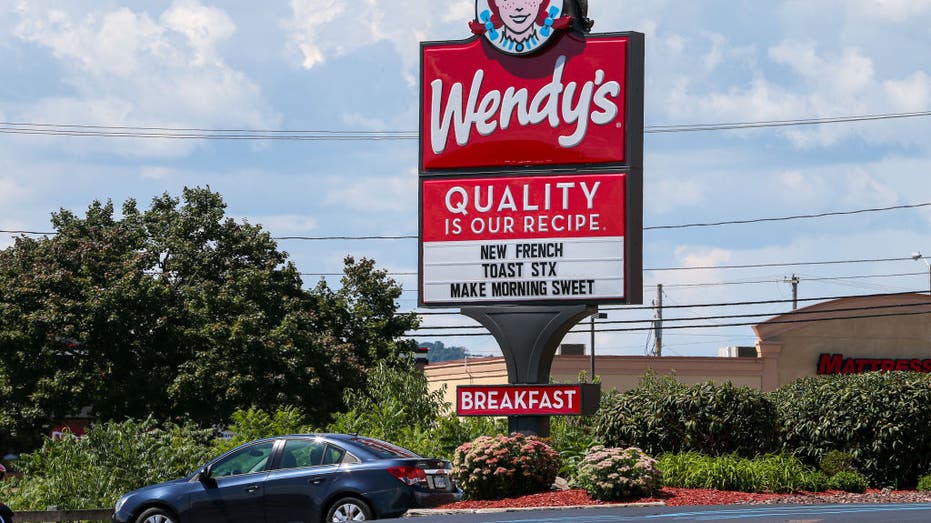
left=112, top=434, right=461, bottom=523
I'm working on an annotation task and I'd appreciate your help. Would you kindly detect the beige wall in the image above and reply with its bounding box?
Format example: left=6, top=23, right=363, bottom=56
left=755, top=293, right=931, bottom=388
left=424, top=354, right=763, bottom=406
left=425, top=294, right=931, bottom=400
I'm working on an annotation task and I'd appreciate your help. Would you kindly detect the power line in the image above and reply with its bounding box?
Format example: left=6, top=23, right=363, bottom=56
left=406, top=290, right=925, bottom=317
left=405, top=306, right=931, bottom=337
left=3, top=201, right=928, bottom=239
left=645, top=202, right=931, bottom=230
left=644, top=110, right=931, bottom=133
left=1, top=109, right=929, bottom=140
left=411, top=299, right=931, bottom=331
left=659, top=271, right=928, bottom=288
left=646, top=256, right=913, bottom=272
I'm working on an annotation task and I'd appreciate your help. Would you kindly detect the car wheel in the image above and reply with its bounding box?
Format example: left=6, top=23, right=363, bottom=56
left=134, top=507, right=177, bottom=523
left=326, top=497, right=373, bottom=522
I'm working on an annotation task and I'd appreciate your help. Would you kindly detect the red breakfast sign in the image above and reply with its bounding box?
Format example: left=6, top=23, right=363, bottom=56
left=457, top=384, right=584, bottom=416
left=420, top=172, right=626, bottom=305
left=420, top=33, right=638, bottom=172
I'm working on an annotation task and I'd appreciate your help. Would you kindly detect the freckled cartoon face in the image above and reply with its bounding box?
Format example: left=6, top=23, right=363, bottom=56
left=494, top=0, right=544, bottom=35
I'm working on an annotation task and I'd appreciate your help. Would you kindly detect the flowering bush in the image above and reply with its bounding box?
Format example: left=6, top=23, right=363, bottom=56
left=452, top=433, right=560, bottom=500
left=574, top=446, right=661, bottom=500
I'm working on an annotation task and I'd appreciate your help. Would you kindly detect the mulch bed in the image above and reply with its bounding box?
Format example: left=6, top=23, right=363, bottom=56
left=440, top=487, right=931, bottom=509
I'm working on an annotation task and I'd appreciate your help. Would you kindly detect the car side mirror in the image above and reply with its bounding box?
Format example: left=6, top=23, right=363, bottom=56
left=197, top=464, right=213, bottom=482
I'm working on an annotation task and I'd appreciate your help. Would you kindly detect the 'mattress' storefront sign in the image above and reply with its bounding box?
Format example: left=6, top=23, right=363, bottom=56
left=456, top=384, right=600, bottom=416
left=420, top=172, right=626, bottom=305
left=817, top=353, right=931, bottom=374
left=420, top=33, right=641, bottom=172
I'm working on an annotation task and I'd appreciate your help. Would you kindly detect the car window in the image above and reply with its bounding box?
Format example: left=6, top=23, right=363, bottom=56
left=341, top=451, right=361, bottom=465
left=212, top=442, right=275, bottom=477
left=354, top=437, right=419, bottom=459
left=279, top=439, right=328, bottom=469
left=322, top=444, right=345, bottom=465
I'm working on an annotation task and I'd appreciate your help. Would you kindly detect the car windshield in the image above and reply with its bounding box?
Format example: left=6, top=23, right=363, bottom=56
left=354, top=437, right=419, bottom=459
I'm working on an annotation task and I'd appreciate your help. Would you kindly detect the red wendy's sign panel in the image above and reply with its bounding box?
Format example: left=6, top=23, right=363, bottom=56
left=457, top=384, right=600, bottom=416
left=421, top=172, right=625, bottom=242
left=419, top=172, right=628, bottom=306
left=421, top=32, right=644, bottom=172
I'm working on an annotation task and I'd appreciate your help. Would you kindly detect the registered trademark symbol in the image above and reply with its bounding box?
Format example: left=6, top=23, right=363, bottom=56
left=616, top=123, right=622, bottom=128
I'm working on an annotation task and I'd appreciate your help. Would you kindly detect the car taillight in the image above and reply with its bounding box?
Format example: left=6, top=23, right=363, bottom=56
left=387, top=466, right=427, bottom=486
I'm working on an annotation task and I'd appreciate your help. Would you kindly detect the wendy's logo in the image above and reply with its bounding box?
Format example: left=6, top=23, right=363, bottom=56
left=471, top=0, right=571, bottom=56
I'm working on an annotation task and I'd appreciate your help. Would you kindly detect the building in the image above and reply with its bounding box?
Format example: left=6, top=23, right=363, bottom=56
left=424, top=293, right=931, bottom=405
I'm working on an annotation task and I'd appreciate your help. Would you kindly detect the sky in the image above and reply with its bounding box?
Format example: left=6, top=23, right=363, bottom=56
left=1, top=0, right=930, bottom=359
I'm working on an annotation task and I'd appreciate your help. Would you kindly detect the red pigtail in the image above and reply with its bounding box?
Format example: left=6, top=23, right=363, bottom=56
left=535, top=0, right=552, bottom=26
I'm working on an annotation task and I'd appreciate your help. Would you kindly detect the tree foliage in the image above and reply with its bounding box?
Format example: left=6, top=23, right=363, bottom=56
left=416, top=340, right=468, bottom=363
left=0, top=188, right=416, bottom=450
left=327, top=356, right=448, bottom=444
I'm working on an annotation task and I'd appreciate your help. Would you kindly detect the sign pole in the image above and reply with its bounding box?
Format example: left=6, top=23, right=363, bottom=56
left=461, top=305, right=596, bottom=436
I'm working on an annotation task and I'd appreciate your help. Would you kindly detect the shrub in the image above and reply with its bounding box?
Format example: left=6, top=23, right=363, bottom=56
left=574, top=446, right=660, bottom=500
left=548, top=415, right=603, bottom=480
left=917, top=474, right=931, bottom=492
left=594, top=373, right=778, bottom=457
left=657, top=452, right=825, bottom=494
left=452, top=434, right=560, bottom=500
left=771, top=372, right=931, bottom=488
left=819, top=450, right=856, bottom=477
left=327, top=357, right=449, bottom=452
left=804, top=471, right=830, bottom=492
left=0, top=418, right=214, bottom=511
left=827, top=471, right=868, bottom=493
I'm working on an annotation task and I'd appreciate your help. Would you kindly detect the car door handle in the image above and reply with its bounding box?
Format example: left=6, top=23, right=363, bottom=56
left=245, top=485, right=260, bottom=493
left=309, top=477, right=326, bottom=485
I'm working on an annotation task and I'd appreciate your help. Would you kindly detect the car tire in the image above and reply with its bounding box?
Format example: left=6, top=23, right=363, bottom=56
left=326, top=496, right=373, bottom=522
left=134, top=507, right=177, bottom=523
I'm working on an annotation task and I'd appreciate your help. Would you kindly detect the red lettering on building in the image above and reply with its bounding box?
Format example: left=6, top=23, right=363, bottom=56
left=817, top=353, right=931, bottom=375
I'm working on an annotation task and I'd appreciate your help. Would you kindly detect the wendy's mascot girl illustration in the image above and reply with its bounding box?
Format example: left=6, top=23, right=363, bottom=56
left=471, top=0, right=594, bottom=55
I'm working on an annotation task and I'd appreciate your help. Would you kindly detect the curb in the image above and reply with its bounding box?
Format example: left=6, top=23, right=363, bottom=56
left=406, top=501, right=666, bottom=516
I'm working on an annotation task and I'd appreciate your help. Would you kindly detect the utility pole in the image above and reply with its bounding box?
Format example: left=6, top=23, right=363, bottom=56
left=913, top=253, right=931, bottom=295
left=653, top=284, right=663, bottom=357
left=784, top=274, right=800, bottom=310
left=589, top=311, right=607, bottom=379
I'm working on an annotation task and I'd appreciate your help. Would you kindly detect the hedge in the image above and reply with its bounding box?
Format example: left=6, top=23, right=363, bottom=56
left=771, top=371, right=931, bottom=488
left=593, top=373, right=778, bottom=457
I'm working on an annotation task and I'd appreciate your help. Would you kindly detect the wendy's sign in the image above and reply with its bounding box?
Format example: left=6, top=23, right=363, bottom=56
left=420, top=31, right=644, bottom=173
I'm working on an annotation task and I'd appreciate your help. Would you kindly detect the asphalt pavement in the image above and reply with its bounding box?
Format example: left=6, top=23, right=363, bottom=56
left=405, top=503, right=931, bottom=522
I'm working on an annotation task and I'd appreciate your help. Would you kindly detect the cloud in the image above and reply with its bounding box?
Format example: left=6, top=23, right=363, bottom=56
left=325, top=170, right=417, bottom=213
left=0, top=178, right=30, bottom=206
left=9, top=0, right=280, bottom=157
left=245, top=214, right=319, bottom=236
left=848, top=0, right=931, bottom=22
left=160, top=0, right=235, bottom=66
left=285, top=0, right=472, bottom=82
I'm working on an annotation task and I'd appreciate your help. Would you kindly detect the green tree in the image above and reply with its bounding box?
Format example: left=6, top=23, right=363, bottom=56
left=309, top=257, right=420, bottom=369
left=416, top=340, right=468, bottom=363
left=327, top=356, right=448, bottom=440
left=0, top=188, right=412, bottom=449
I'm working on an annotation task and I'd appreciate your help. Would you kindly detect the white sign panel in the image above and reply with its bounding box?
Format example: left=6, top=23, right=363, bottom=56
left=420, top=173, right=627, bottom=306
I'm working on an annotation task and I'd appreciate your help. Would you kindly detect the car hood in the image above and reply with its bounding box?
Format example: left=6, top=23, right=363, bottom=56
left=124, top=476, right=190, bottom=497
